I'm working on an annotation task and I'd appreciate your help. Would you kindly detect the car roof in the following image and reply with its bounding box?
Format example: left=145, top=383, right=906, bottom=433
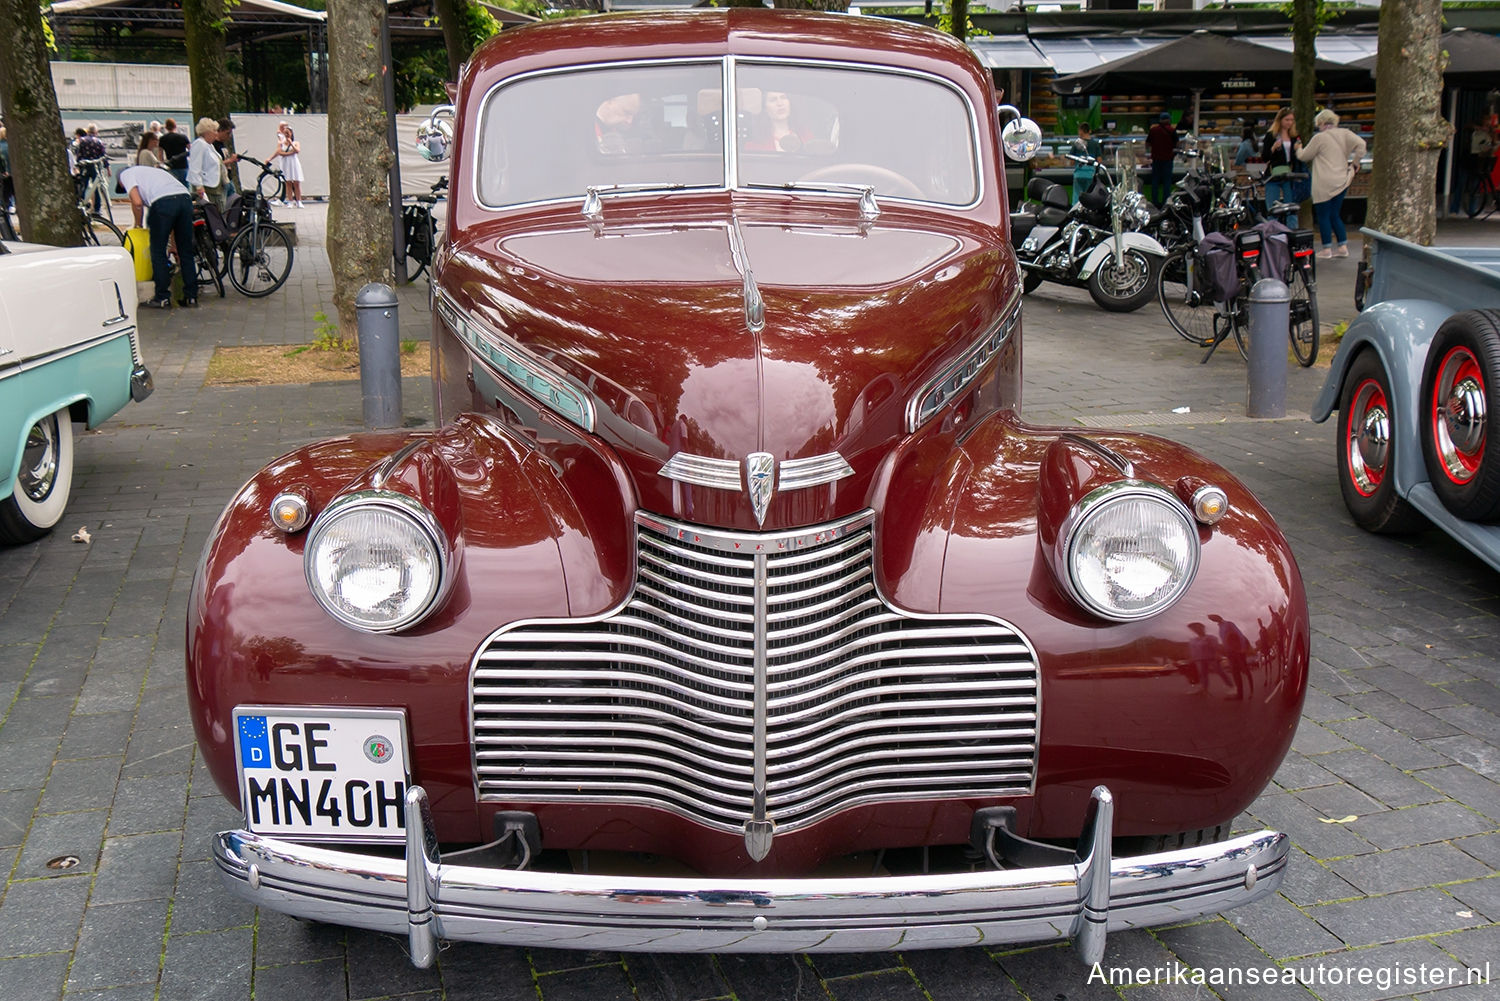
left=464, top=9, right=984, bottom=88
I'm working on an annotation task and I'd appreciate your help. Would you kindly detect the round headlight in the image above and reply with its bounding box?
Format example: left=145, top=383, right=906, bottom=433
left=304, top=494, right=445, bottom=632
left=1064, top=484, right=1199, bottom=621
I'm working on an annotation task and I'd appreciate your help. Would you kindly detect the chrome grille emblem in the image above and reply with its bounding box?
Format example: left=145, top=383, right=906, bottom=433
left=745, top=452, right=775, bottom=526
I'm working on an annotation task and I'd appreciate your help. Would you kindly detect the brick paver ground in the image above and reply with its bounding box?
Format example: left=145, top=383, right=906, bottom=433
left=2, top=204, right=1498, bottom=1001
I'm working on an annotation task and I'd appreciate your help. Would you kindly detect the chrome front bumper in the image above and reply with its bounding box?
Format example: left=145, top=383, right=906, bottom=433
left=213, top=786, right=1287, bottom=966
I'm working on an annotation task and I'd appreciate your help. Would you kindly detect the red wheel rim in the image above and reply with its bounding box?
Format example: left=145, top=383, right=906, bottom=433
left=1346, top=377, right=1391, bottom=497
left=1430, top=345, right=1487, bottom=485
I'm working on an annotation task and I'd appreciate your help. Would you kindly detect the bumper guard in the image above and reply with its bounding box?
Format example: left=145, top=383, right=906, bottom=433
left=213, top=785, right=1287, bottom=966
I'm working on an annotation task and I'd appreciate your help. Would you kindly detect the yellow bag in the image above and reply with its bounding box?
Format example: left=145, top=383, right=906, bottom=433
left=124, top=227, right=151, bottom=282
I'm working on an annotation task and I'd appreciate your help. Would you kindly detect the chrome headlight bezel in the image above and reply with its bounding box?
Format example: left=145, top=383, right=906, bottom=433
left=1058, top=480, right=1200, bottom=622
left=303, top=491, right=448, bottom=633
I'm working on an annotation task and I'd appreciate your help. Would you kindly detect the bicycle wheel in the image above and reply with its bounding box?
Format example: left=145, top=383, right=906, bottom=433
left=83, top=213, right=125, bottom=247
left=226, top=222, right=293, bottom=297
left=1230, top=302, right=1250, bottom=361
left=1158, top=247, right=1215, bottom=346
left=1288, top=268, right=1319, bottom=367
left=1464, top=176, right=1494, bottom=219
left=195, top=226, right=226, bottom=298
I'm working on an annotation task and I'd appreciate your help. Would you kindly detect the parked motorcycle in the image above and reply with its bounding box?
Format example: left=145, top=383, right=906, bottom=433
left=1010, top=152, right=1167, bottom=313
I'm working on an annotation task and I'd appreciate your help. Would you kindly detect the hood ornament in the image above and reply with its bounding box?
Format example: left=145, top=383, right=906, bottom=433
left=728, top=215, right=765, bottom=335
left=745, top=452, right=775, bottom=526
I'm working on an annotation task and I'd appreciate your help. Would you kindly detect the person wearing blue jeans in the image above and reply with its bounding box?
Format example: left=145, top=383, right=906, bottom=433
left=118, top=164, right=200, bottom=308
left=1297, top=108, right=1366, bottom=258
left=1312, top=190, right=1348, bottom=256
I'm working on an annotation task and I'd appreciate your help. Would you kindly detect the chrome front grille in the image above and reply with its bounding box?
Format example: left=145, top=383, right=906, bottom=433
left=471, top=511, right=1040, bottom=838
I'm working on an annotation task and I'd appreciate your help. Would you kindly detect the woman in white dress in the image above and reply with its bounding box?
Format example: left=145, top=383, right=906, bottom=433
left=269, top=121, right=304, bottom=207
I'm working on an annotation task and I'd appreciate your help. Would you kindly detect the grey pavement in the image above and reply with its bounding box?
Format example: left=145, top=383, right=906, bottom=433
left=2, top=205, right=1499, bottom=1001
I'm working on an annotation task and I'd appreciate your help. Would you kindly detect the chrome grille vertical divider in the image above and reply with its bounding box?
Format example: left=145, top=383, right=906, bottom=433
left=744, top=550, right=774, bottom=861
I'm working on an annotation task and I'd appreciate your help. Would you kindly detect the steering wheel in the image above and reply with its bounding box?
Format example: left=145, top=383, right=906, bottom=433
left=797, top=163, right=925, bottom=200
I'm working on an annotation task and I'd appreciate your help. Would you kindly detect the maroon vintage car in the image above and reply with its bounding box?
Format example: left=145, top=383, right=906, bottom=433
left=188, top=9, right=1308, bottom=964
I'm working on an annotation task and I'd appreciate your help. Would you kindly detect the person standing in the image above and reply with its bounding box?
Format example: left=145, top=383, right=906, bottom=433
left=1261, top=108, right=1303, bottom=210
left=213, top=118, right=240, bottom=201
left=136, top=132, right=165, bottom=168
left=1233, top=126, right=1257, bottom=168
left=118, top=163, right=199, bottom=308
left=0, top=126, right=11, bottom=214
left=159, top=118, right=190, bottom=185
left=1146, top=112, right=1177, bottom=207
left=187, top=117, right=235, bottom=213
left=74, top=125, right=109, bottom=212
left=1297, top=108, right=1366, bottom=258
left=268, top=121, right=304, bottom=206
left=1070, top=121, right=1103, bottom=204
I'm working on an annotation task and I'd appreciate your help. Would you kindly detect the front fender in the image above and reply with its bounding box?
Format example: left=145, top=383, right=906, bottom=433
left=1076, top=232, right=1166, bottom=280
left=186, top=415, right=634, bottom=842
left=1310, top=299, right=1460, bottom=497
left=881, top=412, right=1308, bottom=840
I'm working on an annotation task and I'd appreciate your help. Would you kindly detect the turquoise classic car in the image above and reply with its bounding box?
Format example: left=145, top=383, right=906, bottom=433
left=0, top=238, right=152, bottom=544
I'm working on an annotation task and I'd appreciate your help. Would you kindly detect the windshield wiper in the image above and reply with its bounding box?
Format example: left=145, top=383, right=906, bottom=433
left=581, top=182, right=699, bottom=220
left=743, top=181, right=879, bottom=221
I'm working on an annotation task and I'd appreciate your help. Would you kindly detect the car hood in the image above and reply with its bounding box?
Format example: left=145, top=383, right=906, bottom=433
left=440, top=205, right=1012, bottom=528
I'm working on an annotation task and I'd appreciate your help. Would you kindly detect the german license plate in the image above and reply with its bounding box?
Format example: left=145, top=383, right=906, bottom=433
left=233, top=707, right=410, bottom=842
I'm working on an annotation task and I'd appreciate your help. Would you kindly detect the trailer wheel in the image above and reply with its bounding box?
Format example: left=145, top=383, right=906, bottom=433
left=1420, top=310, right=1500, bottom=522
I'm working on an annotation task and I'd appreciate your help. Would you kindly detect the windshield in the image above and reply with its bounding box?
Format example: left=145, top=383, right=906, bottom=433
left=476, top=59, right=980, bottom=208
left=733, top=62, right=978, bottom=205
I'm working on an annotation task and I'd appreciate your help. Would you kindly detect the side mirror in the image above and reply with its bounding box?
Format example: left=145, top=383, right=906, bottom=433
left=1000, top=113, right=1043, bottom=164
left=416, top=105, right=456, bottom=163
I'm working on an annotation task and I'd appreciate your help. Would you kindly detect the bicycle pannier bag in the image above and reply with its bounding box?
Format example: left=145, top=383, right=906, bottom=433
left=201, top=202, right=231, bottom=244
left=1250, top=220, right=1292, bottom=283
left=403, top=205, right=432, bottom=266
left=224, top=194, right=248, bottom=231
left=1198, top=232, right=1239, bottom=304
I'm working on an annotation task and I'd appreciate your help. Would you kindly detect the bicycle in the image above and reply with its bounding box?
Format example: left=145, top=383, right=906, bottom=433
left=1462, top=160, right=1497, bottom=220
left=400, top=176, right=447, bottom=282
left=168, top=213, right=225, bottom=299
left=1158, top=177, right=1319, bottom=367
left=214, top=155, right=294, bottom=297
left=75, top=158, right=124, bottom=247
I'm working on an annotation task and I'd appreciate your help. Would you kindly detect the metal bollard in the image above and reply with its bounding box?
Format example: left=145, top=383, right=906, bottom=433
left=1245, top=277, right=1289, bottom=419
left=356, top=282, right=402, bottom=429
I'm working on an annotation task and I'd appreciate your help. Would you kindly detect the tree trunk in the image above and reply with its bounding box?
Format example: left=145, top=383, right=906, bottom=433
left=326, top=0, right=395, bottom=336
left=1290, top=0, right=1318, bottom=146
left=948, top=0, right=968, bottom=45
left=182, top=0, right=238, bottom=181
left=182, top=0, right=235, bottom=124
left=0, top=0, right=79, bottom=245
left=1365, top=0, right=1449, bottom=246
left=432, top=0, right=471, bottom=82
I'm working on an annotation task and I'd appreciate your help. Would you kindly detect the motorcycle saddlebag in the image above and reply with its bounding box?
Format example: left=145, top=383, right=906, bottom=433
left=1009, top=212, right=1038, bottom=244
